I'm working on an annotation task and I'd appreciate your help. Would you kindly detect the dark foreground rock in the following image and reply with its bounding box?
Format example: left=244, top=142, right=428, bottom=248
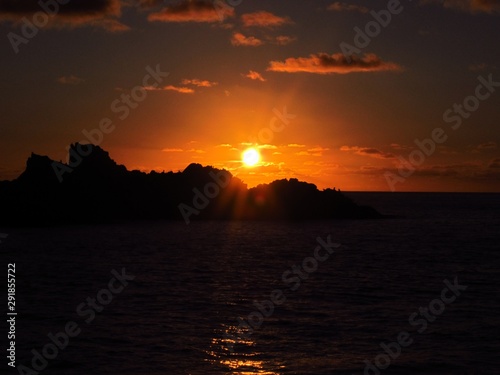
left=0, top=144, right=383, bottom=226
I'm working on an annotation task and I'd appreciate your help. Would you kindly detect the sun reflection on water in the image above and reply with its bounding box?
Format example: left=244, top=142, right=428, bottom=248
left=205, top=326, right=284, bottom=375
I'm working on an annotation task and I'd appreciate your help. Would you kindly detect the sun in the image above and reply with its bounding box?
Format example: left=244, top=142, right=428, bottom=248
left=242, top=148, right=260, bottom=167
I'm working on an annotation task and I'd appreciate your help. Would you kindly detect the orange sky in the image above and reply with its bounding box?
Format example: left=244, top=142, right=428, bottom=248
left=1, top=0, right=499, bottom=192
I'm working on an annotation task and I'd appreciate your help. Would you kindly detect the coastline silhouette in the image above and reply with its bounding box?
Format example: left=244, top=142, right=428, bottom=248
left=0, top=143, right=383, bottom=226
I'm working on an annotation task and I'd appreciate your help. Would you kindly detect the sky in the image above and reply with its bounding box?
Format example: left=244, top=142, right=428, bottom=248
left=0, top=0, right=499, bottom=192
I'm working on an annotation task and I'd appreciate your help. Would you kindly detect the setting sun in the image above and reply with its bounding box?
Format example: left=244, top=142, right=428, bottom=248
left=242, top=148, right=260, bottom=167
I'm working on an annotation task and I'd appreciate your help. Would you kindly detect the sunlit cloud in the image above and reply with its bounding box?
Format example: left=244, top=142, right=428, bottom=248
left=327, top=2, right=369, bottom=13
left=257, top=144, right=277, bottom=149
left=162, top=148, right=184, bottom=152
left=295, top=147, right=330, bottom=157
left=145, top=85, right=195, bottom=94
left=341, top=145, right=395, bottom=159
left=181, top=78, right=218, bottom=87
left=267, top=53, right=402, bottom=74
left=244, top=70, right=266, bottom=81
left=231, top=32, right=263, bottom=46
left=287, top=143, right=306, bottom=148
left=148, top=0, right=234, bottom=23
left=57, top=75, right=84, bottom=85
left=241, top=11, right=292, bottom=28
left=308, top=147, right=330, bottom=153
left=0, top=0, right=127, bottom=31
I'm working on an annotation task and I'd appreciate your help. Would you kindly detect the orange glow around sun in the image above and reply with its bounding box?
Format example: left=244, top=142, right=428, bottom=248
left=242, top=148, right=260, bottom=167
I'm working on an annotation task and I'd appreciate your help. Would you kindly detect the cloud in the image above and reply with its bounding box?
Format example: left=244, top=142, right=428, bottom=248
left=0, top=0, right=127, bottom=31
left=231, top=32, right=263, bottom=46
left=162, top=148, right=184, bottom=152
left=244, top=70, right=266, bottom=81
left=308, top=147, right=330, bottom=153
left=341, top=146, right=395, bottom=159
left=477, top=141, right=497, bottom=149
left=300, top=146, right=330, bottom=157
left=148, top=0, right=234, bottom=23
left=241, top=11, right=292, bottom=28
left=471, top=141, right=498, bottom=152
left=257, top=144, right=277, bottom=149
left=216, top=143, right=232, bottom=148
left=267, top=53, right=402, bottom=74
left=181, top=78, right=217, bottom=87
left=273, top=35, right=296, bottom=45
left=293, top=146, right=330, bottom=157
left=489, top=158, right=500, bottom=168
left=57, top=75, right=84, bottom=85
left=422, top=0, right=500, bottom=14
left=95, top=18, right=130, bottom=32
left=390, top=143, right=414, bottom=150
left=143, top=79, right=216, bottom=93
left=145, top=85, right=194, bottom=94
left=469, top=63, right=488, bottom=71
left=327, top=2, right=369, bottom=13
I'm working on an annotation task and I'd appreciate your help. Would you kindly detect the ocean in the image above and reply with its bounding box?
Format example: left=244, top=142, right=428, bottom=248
left=1, top=192, right=499, bottom=374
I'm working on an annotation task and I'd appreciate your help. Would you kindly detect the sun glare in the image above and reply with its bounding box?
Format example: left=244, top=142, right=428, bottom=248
left=242, top=148, right=260, bottom=167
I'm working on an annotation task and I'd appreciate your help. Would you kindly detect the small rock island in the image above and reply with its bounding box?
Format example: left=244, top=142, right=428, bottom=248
left=0, top=144, right=383, bottom=225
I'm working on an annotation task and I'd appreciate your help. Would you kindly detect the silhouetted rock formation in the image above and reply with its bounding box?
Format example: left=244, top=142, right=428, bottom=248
left=0, top=143, right=382, bottom=226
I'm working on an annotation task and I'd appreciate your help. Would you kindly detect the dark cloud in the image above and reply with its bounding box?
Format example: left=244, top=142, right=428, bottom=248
left=340, top=146, right=395, bottom=159
left=327, top=2, right=369, bottom=13
left=268, top=53, right=402, bottom=74
left=422, top=0, right=500, bottom=14
left=0, top=0, right=127, bottom=31
left=148, top=0, right=233, bottom=23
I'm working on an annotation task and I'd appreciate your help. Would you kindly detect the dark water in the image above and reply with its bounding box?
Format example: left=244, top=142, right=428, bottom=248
left=1, top=193, right=499, bottom=374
